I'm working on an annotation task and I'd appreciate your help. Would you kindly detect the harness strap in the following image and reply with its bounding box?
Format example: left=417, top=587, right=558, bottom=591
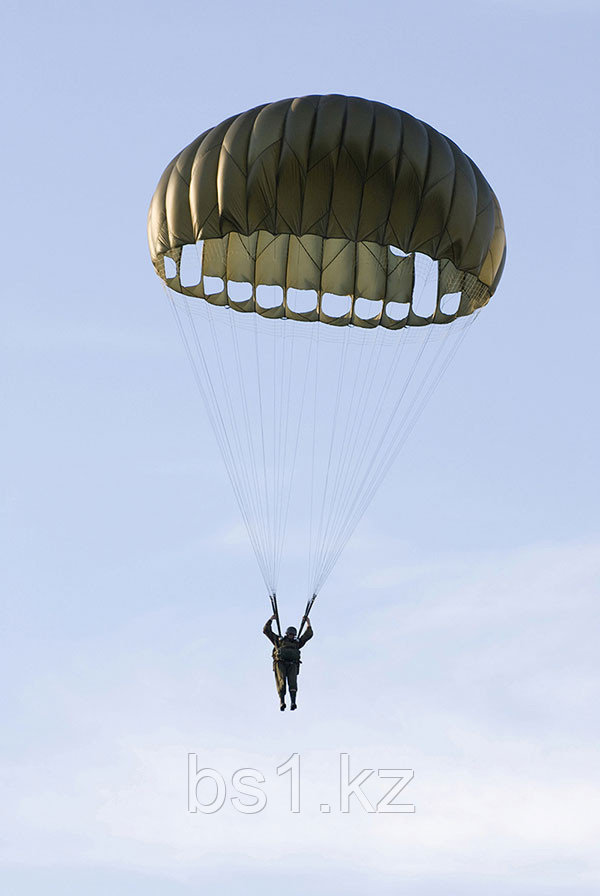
left=298, top=593, right=317, bottom=638
left=270, top=593, right=282, bottom=638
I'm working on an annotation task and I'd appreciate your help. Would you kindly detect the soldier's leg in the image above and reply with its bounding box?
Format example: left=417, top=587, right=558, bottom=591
left=287, top=664, right=298, bottom=710
left=274, top=662, right=287, bottom=709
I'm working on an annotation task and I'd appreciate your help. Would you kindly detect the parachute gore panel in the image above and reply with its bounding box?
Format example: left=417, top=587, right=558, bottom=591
left=148, top=95, right=506, bottom=329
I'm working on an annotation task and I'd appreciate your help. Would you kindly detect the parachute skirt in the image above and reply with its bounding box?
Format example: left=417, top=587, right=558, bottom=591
left=158, top=231, right=492, bottom=330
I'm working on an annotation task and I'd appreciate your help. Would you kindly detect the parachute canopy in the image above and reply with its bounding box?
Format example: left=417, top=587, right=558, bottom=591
left=148, top=94, right=505, bottom=329
left=148, top=96, right=506, bottom=603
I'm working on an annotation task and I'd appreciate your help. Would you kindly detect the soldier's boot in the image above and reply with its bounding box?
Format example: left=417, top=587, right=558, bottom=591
left=290, top=691, right=297, bottom=710
left=279, top=693, right=286, bottom=711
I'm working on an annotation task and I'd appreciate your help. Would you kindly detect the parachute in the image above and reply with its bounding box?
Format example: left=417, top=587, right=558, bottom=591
left=148, top=95, right=506, bottom=619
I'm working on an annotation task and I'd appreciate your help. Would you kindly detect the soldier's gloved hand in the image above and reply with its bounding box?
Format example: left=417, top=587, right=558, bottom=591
left=270, top=613, right=277, bottom=621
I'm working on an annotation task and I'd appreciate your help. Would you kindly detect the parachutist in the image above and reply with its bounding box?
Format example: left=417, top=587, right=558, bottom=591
left=264, top=614, right=313, bottom=711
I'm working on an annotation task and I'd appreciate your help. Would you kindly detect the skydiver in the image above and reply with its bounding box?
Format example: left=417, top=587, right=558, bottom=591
left=263, top=614, right=313, bottom=711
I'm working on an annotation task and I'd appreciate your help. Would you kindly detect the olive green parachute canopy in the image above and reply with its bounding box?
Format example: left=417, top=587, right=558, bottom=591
left=148, top=95, right=508, bottom=600
left=148, top=94, right=506, bottom=328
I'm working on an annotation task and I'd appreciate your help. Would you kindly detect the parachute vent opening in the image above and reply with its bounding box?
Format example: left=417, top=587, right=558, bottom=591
left=412, top=254, right=438, bottom=318
left=287, top=288, right=318, bottom=314
left=180, top=243, right=202, bottom=287
left=256, top=285, right=284, bottom=310
left=204, top=276, right=224, bottom=296
left=164, top=256, right=177, bottom=280
left=322, top=293, right=351, bottom=318
left=385, top=301, right=409, bottom=322
left=355, top=298, right=383, bottom=321
left=156, top=233, right=493, bottom=328
left=227, top=280, right=253, bottom=303
left=440, top=292, right=461, bottom=315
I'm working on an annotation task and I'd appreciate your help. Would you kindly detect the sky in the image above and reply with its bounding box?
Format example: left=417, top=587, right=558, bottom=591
left=2, top=0, right=600, bottom=893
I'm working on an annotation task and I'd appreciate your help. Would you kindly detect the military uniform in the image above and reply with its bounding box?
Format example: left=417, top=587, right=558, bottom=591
left=263, top=618, right=313, bottom=705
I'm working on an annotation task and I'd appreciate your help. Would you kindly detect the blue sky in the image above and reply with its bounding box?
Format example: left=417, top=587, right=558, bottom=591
left=2, top=1, right=599, bottom=893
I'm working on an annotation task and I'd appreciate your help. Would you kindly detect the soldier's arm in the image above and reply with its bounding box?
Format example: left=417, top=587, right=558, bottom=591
left=299, top=622, right=313, bottom=647
left=263, top=616, right=278, bottom=645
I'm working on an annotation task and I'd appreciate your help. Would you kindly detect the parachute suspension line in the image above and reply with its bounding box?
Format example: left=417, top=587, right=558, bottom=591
left=189, top=303, right=275, bottom=589
left=308, top=321, right=322, bottom=601
left=181, top=245, right=274, bottom=593
left=274, top=329, right=315, bottom=589
left=172, top=298, right=251, bottom=539
left=272, top=321, right=296, bottom=585
left=319, top=325, right=432, bottom=564
left=270, top=319, right=280, bottom=586
left=167, top=290, right=271, bottom=589
left=317, top=326, right=449, bottom=592
left=314, top=325, right=441, bottom=593
left=168, top=274, right=479, bottom=605
left=263, top=305, right=284, bottom=590
left=308, top=255, right=461, bottom=594
left=307, top=323, right=404, bottom=597
left=269, top=309, right=285, bottom=589
left=309, top=321, right=391, bottom=595
left=195, top=247, right=262, bottom=566
left=309, top=323, right=351, bottom=600
left=317, top=324, right=376, bottom=584
left=203, top=303, right=275, bottom=587
left=274, top=320, right=293, bottom=583
left=227, top=304, right=273, bottom=587
left=271, top=317, right=277, bottom=582
left=315, top=317, right=477, bottom=593
left=252, top=307, right=275, bottom=591
left=377, top=313, right=479, bottom=475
